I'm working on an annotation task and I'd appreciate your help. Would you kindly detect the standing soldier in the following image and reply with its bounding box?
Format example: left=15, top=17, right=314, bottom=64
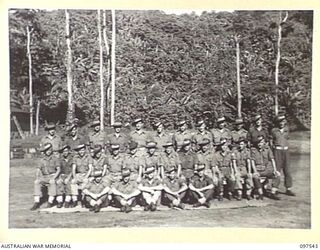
left=142, top=141, right=162, bottom=178
left=152, top=121, right=174, bottom=151
left=105, top=144, right=124, bottom=183
left=192, top=119, right=213, bottom=152
left=129, top=118, right=151, bottom=156
left=173, top=120, right=192, bottom=152
left=159, top=141, right=182, bottom=179
left=178, top=139, right=199, bottom=181
left=30, top=143, right=60, bottom=210
left=162, top=166, right=188, bottom=209
left=138, top=166, right=163, bottom=211
left=122, top=141, right=144, bottom=182
left=65, top=123, right=86, bottom=155
left=210, top=116, right=232, bottom=145
left=82, top=175, right=112, bottom=213
left=250, top=135, right=281, bottom=200
left=188, top=164, right=214, bottom=208
left=56, top=144, right=73, bottom=208
left=270, top=115, right=295, bottom=196
left=88, top=120, right=105, bottom=150
left=231, top=118, right=248, bottom=144
left=70, top=143, right=93, bottom=207
left=247, top=114, right=269, bottom=147
left=232, top=137, right=254, bottom=200
left=40, top=123, right=62, bottom=154
left=111, top=168, right=141, bottom=213
left=105, top=122, right=128, bottom=153
left=214, top=138, right=237, bottom=201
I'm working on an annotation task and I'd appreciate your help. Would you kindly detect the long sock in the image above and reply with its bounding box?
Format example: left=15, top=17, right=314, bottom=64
left=48, top=196, right=55, bottom=203
left=56, top=196, right=63, bottom=203
left=65, top=195, right=71, bottom=202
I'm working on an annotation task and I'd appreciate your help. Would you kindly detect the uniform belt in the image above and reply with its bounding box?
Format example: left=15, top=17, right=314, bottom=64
left=275, top=146, right=288, bottom=150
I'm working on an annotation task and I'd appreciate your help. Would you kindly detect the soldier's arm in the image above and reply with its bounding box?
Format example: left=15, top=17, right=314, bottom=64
left=126, top=189, right=141, bottom=200
left=177, top=183, right=188, bottom=194
left=53, top=165, right=61, bottom=180
left=111, top=187, right=125, bottom=198
left=138, top=183, right=154, bottom=193
left=85, top=163, right=93, bottom=179
left=72, top=163, right=77, bottom=178
left=151, top=183, right=163, bottom=191
left=102, top=164, right=107, bottom=177
left=96, top=186, right=111, bottom=199
left=246, top=158, right=252, bottom=174
left=198, top=183, right=214, bottom=192
left=82, top=188, right=97, bottom=200
left=36, top=168, right=42, bottom=179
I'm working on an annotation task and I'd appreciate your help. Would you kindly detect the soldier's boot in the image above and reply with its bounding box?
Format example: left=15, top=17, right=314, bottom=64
left=203, top=201, right=211, bottom=208
left=235, top=190, right=242, bottom=201
left=193, top=202, right=202, bottom=208
left=120, top=206, right=126, bottom=212
left=144, top=204, right=150, bottom=211
left=89, top=205, right=95, bottom=212
left=168, top=203, right=174, bottom=209
left=286, top=189, right=296, bottom=196
left=46, top=202, right=54, bottom=208
left=246, top=190, right=252, bottom=200
left=30, top=202, right=40, bottom=211
left=218, top=193, right=224, bottom=202
left=125, top=205, right=132, bottom=213
left=268, top=192, right=281, bottom=200
left=64, top=202, right=70, bottom=208
left=150, top=202, right=157, bottom=212
left=177, top=202, right=185, bottom=210
left=94, top=204, right=101, bottom=213
left=227, top=192, right=233, bottom=201
left=57, top=202, right=64, bottom=208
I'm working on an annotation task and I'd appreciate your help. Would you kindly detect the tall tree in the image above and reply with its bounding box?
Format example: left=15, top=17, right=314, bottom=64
left=26, top=25, right=34, bottom=135
left=97, top=10, right=104, bottom=130
left=235, top=34, right=241, bottom=118
left=110, top=9, right=116, bottom=125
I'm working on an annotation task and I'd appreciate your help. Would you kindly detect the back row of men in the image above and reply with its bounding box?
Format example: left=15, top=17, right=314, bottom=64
left=31, top=114, right=294, bottom=213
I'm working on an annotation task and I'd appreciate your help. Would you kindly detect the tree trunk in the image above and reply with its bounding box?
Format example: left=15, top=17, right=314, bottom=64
left=235, top=35, right=241, bottom=118
left=65, top=10, right=74, bottom=121
left=35, top=100, right=40, bottom=135
left=26, top=26, right=34, bottom=135
left=103, top=10, right=111, bottom=125
left=97, top=10, right=104, bottom=131
left=110, top=9, right=116, bottom=125
left=275, top=11, right=288, bottom=116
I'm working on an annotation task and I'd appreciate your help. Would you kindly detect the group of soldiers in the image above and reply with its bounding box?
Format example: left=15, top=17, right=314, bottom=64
left=30, top=113, right=294, bottom=213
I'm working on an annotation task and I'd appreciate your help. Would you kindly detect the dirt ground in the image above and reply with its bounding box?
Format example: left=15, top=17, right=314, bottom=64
left=8, top=135, right=310, bottom=228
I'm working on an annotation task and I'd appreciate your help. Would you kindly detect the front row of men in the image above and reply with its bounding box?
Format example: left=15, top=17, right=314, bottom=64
left=31, top=133, right=282, bottom=212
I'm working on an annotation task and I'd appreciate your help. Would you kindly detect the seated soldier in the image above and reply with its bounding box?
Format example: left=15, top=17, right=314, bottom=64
left=105, top=144, right=124, bottom=183
left=122, top=141, right=144, bottom=182
left=232, top=137, right=254, bottom=200
left=111, top=169, right=141, bottom=213
left=90, top=144, right=107, bottom=178
left=159, top=141, right=182, bottom=179
left=250, top=135, right=281, bottom=200
left=188, top=164, right=214, bottom=208
left=56, top=144, right=73, bottom=208
left=30, top=143, right=60, bottom=210
left=214, top=138, right=236, bottom=201
left=82, top=176, right=111, bottom=213
left=162, top=166, right=188, bottom=209
left=178, top=139, right=199, bottom=181
left=138, top=166, right=163, bottom=212
left=70, top=144, right=93, bottom=207
left=142, top=141, right=161, bottom=178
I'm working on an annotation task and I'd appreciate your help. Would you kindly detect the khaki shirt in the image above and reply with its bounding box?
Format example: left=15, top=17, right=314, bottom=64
left=192, top=130, right=213, bottom=146
left=210, top=128, right=232, bottom=144
left=233, top=148, right=251, bottom=168
left=38, top=155, right=60, bottom=175
left=196, top=150, right=215, bottom=170
left=142, top=152, right=161, bottom=171
left=152, top=131, right=174, bottom=150
left=129, top=130, right=151, bottom=148
left=60, top=155, right=73, bottom=175
left=173, top=130, right=192, bottom=151
left=231, top=128, right=248, bottom=143
left=106, top=154, right=124, bottom=174
left=92, top=155, right=107, bottom=172
left=113, top=179, right=139, bottom=194
left=88, top=131, right=105, bottom=147
left=123, top=153, right=144, bottom=174
left=250, top=146, right=274, bottom=171
left=271, top=127, right=289, bottom=147
left=247, top=126, right=269, bottom=144
left=140, top=178, right=162, bottom=188
left=40, top=134, right=62, bottom=152
left=84, top=179, right=111, bottom=194
left=214, top=150, right=233, bottom=169
left=73, top=154, right=93, bottom=174
left=178, top=150, right=198, bottom=171
left=163, top=177, right=186, bottom=192
left=190, top=174, right=213, bottom=189
left=159, top=152, right=181, bottom=172
left=105, top=133, right=128, bottom=152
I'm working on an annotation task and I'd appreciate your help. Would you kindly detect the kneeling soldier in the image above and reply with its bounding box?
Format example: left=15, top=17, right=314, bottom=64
left=70, top=144, right=93, bottom=207
left=31, top=143, right=60, bottom=210
left=112, top=169, right=141, bottom=213
left=162, top=166, right=188, bottom=209
left=56, top=144, right=73, bottom=208
left=188, top=164, right=214, bottom=208
left=82, top=176, right=111, bottom=213
left=232, top=137, right=254, bottom=200
left=251, top=135, right=281, bottom=200
left=138, top=166, right=163, bottom=211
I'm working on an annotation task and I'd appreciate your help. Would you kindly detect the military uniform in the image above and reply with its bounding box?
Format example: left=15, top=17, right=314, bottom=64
left=142, top=151, right=162, bottom=174
left=192, top=130, right=213, bottom=151
left=122, top=153, right=143, bottom=180
left=196, top=150, right=216, bottom=176
left=210, top=128, right=232, bottom=145
left=56, top=154, right=73, bottom=198
left=247, top=126, right=269, bottom=145
left=188, top=171, right=214, bottom=204
left=91, top=154, right=107, bottom=177
left=152, top=131, right=174, bottom=152
left=106, top=133, right=128, bottom=153
left=178, top=150, right=198, bottom=180
left=112, top=179, right=139, bottom=208
left=129, top=130, right=151, bottom=156
left=40, top=134, right=62, bottom=152
left=231, top=128, right=248, bottom=144
left=65, top=135, right=86, bottom=154
left=162, top=176, right=187, bottom=206
left=173, top=130, right=192, bottom=152
left=159, top=151, right=181, bottom=174
left=88, top=130, right=105, bottom=148
left=105, top=154, right=124, bottom=182
left=271, top=124, right=292, bottom=190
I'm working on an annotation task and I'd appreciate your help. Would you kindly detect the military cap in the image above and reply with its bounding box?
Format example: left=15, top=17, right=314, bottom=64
left=256, top=135, right=265, bottom=143
left=144, top=166, right=156, bottom=174
left=195, top=119, right=205, bottom=127
left=129, top=141, right=138, bottom=150
left=254, top=114, right=262, bottom=121
left=234, top=118, right=244, bottom=125
left=110, top=144, right=120, bottom=150
left=275, top=115, right=286, bottom=123
left=163, top=141, right=174, bottom=148
left=59, top=144, right=70, bottom=153
left=165, top=166, right=176, bottom=174
left=90, top=120, right=100, bottom=127
left=196, top=164, right=206, bottom=172
left=217, top=138, right=227, bottom=146
left=121, top=168, right=131, bottom=177
left=217, top=117, right=226, bottom=123
left=133, top=118, right=143, bottom=125
left=45, top=123, right=56, bottom=131
left=74, top=144, right=86, bottom=151
left=182, top=139, right=192, bottom=147
left=146, top=141, right=157, bottom=148
left=40, top=143, right=53, bottom=152
left=154, top=121, right=163, bottom=128
left=198, top=138, right=211, bottom=146
left=177, top=120, right=186, bottom=126
left=113, top=121, right=122, bottom=127
left=93, top=144, right=103, bottom=154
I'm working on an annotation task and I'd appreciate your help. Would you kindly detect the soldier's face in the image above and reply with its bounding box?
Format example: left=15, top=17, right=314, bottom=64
left=218, top=122, right=225, bottom=129
left=48, top=129, right=55, bottom=136
left=94, top=125, right=100, bottom=132
left=95, top=177, right=102, bottom=183
left=114, top=127, right=121, bottom=133
left=123, top=176, right=130, bottom=183
left=168, top=171, right=176, bottom=179
left=45, top=149, right=53, bottom=156
left=180, top=124, right=187, bottom=132
left=112, top=149, right=119, bottom=156
left=197, top=169, right=205, bottom=177
left=157, top=124, right=163, bottom=133
left=130, top=148, right=137, bottom=155
left=62, top=148, right=69, bottom=157
left=79, top=148, right=86, bottom=157
left=148, top=147, right=156, bottom=155
left=198, top=123, right=205, bottom=132
left=71, top=127, right=77, bottom=136
left=201, top=144, right=209, bottom=152
left=255, top=119, right=262, bottom=126
left=136, top=121, right=143, bottom=130
left=184, top=144, right=191, bottom=151
left=221, top=144, right=228, bottom=152
left=279, top=120, right=286, bottom=128
left=147, top=172, right=154, bottom=179
left=165, top=146, right=173, bottom=154
left=239, top=142, right=246, bottom=150
left=95, top=151, right=102, bottom=158
left=258, top=140, right=265, bottom=149
left=236, top=124, right=243, bottom=130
